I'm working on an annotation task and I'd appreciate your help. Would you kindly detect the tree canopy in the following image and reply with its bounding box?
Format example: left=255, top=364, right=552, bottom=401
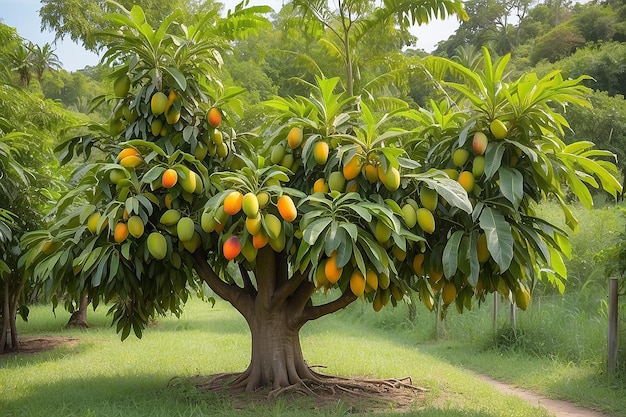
left=18, top=0, right=623, bottom=394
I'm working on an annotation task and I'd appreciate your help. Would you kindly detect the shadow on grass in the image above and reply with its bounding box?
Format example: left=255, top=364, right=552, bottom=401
left=0, top=339, right=94, bottom=370
left=0, top=371, right=508, bottom=417
left=153, top=317, right=250, bottom=335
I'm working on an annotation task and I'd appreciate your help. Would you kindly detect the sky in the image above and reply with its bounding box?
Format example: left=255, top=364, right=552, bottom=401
left=0, top=0, right=460, bottom=72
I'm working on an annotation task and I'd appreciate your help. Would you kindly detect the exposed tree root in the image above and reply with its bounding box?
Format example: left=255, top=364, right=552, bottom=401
left=180, top=367, right=428, bottom=413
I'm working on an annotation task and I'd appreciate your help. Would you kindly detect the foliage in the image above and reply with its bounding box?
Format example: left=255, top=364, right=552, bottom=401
left=530, top=23, right=585, bottom=65
left=564, top=90, right=626, bottom=177
left=555, top=41, right=626, bottom=97
left=19, top=2, right=622, bottom=392
left=0, top=24, right=74, bottom=352
left=291, top=0, right=468, bottom=96
left=38, top=0, right=224, bottom=51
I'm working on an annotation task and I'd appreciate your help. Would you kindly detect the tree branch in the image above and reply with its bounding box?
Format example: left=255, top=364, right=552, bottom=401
left=192, top=250, right=252, bottom=315
left=275, top=251, right=289, bottom=287
left=302, top=288, right=357, bottom=322
left=238, top=263, right=257, bottom=296
left=290, top=279, right=316, bottom=314
left=274, top=269, right=308, bottom=306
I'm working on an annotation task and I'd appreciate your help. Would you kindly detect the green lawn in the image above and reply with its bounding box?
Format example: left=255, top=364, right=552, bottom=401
left=1, top=298, right=555, bottom=417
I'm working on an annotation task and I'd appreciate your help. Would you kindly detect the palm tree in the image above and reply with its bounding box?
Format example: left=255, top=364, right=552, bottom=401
left=291, top=0, right=468, bottom=97
left=29, top=43, right=62, bottom=82
left=8, top=43, right=33, bottom=86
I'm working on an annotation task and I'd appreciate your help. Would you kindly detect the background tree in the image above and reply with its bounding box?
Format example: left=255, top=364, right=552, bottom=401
left=530, top=22, right=586, bottom=64
left=8, top=42, right=33, bottom=86
left=0, top=23, right=73, bottom=353
left=39, top=0, right=221, bottom=51
left=21, top=2, right=622, bottom=395
left=291, top=0, right=467, bottom=96
left=29, top=43, right=62, bottom=84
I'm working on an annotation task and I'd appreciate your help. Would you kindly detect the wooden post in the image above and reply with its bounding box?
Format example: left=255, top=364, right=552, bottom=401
left=493, top=292, right=498, bottom=332
left=510, top=300, right=517, bottom=334
left=608, top=277, right=619, bottom=374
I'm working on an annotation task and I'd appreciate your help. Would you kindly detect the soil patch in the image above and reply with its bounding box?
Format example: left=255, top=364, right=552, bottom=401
left=2, top=335, right=80, bottom=355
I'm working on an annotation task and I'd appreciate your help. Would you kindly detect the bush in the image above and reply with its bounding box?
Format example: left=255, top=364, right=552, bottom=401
left=531, top=24, right=585, bottom=65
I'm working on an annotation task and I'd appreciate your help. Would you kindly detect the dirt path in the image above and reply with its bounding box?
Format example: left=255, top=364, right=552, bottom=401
left=478, top=374, right=613, bottom=417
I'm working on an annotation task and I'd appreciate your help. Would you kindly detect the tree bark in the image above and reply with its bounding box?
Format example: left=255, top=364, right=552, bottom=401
left=9, top=274, right=24, bottom=349
left=1, top=277, right=9, bottom=353
left=192, top=247, right=357, bottom=392
left=66, top=294, right=90, bottom=328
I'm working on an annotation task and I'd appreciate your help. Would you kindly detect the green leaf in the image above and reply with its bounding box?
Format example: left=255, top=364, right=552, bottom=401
left=443, top=231, right=463, bottom=278
left=142, top=166, right=165, bottom=184
left=548, top=246, right=567, bottom=278
left=348, top=204, right=373, bottom=222
left=556, top=195, right=579, bottom=233
left=498, top=166, right=524, bottom=208
left=303, top=218, right=332, bottom=245
left=467, top=232, right=480, bottom=286
left=424, top=177, right=472, bottom=214
left=484, top=142, right=505, bottom=179
left=340, top=223, right=358, bottom=242
left=163, top=67, right=187, bottom=91
left=479, top=207, right=513, bottom=271
left=130, top=5, right=147, bottom=25
left=335, top=234, right=352, bottom=269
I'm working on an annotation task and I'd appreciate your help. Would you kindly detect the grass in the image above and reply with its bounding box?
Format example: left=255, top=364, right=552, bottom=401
left=3, top=201, right=625, bottom=416
left=403, top=291, right=626, bottom=415
left=1, top=298, right=554, bottom=417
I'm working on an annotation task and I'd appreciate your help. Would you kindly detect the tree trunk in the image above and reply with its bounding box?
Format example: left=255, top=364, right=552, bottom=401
left=192, top=247, right=357, bottom=393
left=1, top=277, right=9, bottom=353
left=66, top=294, right=89, bottom=328
left=237, top=304, right=314, bottom=392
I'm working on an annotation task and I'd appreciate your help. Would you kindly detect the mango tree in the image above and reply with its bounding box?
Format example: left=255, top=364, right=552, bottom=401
left=22, top=4, right=622, bottom=393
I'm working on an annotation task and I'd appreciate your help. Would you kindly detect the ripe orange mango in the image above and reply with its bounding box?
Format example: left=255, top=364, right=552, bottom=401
left=342, top=155, right=362, bottom=181
left=363, top=163, right=378, bottom=183
left=277, top=195, right=297, bottom=222
left=116, top=147, right=140, bottom=162
left=223, top=235, right=241, bottom=260
left=162, top=168, right=178, bottom=188
left=349, top=270, right=366, bottom=296
left=207, top=107, right=222, bottom=128
left=413, top=253, right=424, bottom=275
left=458, top=171, right=475, bottom=193
left=313, top=141, right=329, bottom=165
left=113, top=222, right=129, bottom=243
left=252, top=230, right=269, bottom=249
left=313, top=178, right=329, bottom=193
left=365, top=269, right=378, bottom=292
left=223, top=191, right=243, bottom=215
left=287, top=127, right=304, bottom=149
left=325, top=252, right=343, bottom=283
